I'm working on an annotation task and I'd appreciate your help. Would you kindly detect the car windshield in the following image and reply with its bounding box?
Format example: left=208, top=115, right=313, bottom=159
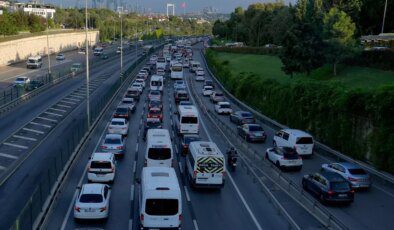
left=111, top=121, right=124, bottom=126
left=72, top=64, right=80, bottom=68
left=145, top=199, right=178, bottom=216
left=148, top=148, right=171, bottom=160
left=79, top=194, right=103, bottom=203
left=330, top=181, right=350, bottom=191
left=348, top=168, right=367, bottom=175
left=241, top=112, right=253, bottom=118
left=181, top=117, right=198, bottom=124
left=150, top=91, right=160, bottom=95
left=150, top=101, right=161, bottom=106
left=28, top=59, right=37, bottom=63
left=90, top=161, right=112, bottom=169
left=151, top=81, right=162, bottom=86
left=178, top=93, right=188, bottom=97
left=249, top=125, right=263, bottom=131
left=296, top=137, right=313, bottom=144
left=116, top=108, right=128, bottom=114
left=104, top=138, right=121, bottom=144
left=220, top=104, right=230, bottom=108
left=122, top=100, right=133, bottom=104
left=16, top=78, right=25, bottom=81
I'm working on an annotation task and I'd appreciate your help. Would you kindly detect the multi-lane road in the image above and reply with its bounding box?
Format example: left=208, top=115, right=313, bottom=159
left=1, top=42, right=393, bottom=230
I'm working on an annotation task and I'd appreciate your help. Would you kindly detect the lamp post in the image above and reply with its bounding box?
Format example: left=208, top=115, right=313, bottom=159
left=85, top=0, right=91, bottom=127
left=118, top=6, right=124, bottom=80
left=381, top=0, right=388, bottom=34
left=45, top=14, right=51, bottom=77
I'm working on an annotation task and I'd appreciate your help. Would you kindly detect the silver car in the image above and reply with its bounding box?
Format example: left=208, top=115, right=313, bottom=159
left=100, top=134, right=125, bottom=159
left=321, top=162, right=372, bottom=189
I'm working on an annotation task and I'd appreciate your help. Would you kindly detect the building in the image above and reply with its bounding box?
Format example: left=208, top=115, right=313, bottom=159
left=361, top=33, right=394, bottom=49
left=13, top=1, right=56, bottom=19
left=0, top=1, right=10, bottom=9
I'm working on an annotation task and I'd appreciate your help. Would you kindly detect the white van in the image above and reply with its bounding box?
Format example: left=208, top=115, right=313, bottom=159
left=150, top=75, right=164, bottom=92
left=186, top=141, right=225, bottom=189
left=170, top=63, right=183, bottom=80
left=156, top=57, right=167, bottom=69
left=175, top=105, right=199, bottom=135
left=87, top=152, right=116, bottom=183
left=139, top=167, right=182, bottom=230
left=273, top=129, right=314, bottom=157
left=145, top=129, right=173, bottom=167
left=26, top=55, right=42, bottom=69
left=189, top=61, right=200, bottom=73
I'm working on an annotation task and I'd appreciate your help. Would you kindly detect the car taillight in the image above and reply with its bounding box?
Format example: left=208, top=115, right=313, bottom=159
left=193, top=171, right=197, bottom=178
left=140, top=214, right=144, bottom=221
left=99, top=207, right=107, bottom=212
left=350, top=189, right=355, bottom=194
left=74, top=206, right=81, bottom=212
left=222, top=171, right=226, bottom=177
left=179, top=214, right=183, bottom=221
left=116, top=146, right=123, bottom=150
left=110, top=167, right=114, bottom=173
left=101, top=146, right=108, bottom=149
left=122, top=127, right=127, bottom=130
left=327, top=190, right=335, bottom=196
left=144, top=160, right=147, bottom=167
left=348, top=177, right=358, bottom=182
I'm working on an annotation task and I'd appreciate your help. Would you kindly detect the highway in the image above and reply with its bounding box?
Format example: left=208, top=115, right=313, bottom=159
left=44, top=44, right=322, bottom=230
left=0, top=43, right=144, bottom=229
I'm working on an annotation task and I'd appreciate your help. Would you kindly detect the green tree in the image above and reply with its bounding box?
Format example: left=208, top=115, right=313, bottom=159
left=0, top=11, right=18, bottom=36
left=323, top=7, right=356, bottom=75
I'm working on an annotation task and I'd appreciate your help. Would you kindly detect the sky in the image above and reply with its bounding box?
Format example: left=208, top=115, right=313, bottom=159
left=33, top=0, right=294, bottom=14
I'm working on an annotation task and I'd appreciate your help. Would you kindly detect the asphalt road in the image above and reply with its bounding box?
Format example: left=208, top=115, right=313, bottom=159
left=44, top=49, right=322, bottom=229
left=0, top=44, right=144, bottom=229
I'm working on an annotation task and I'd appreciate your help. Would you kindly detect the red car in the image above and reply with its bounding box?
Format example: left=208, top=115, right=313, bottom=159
left=147, top=107, right=163, bottom=121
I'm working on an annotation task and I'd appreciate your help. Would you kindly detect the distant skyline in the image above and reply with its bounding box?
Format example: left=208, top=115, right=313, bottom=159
left=25, top=0, right=294, bottom=13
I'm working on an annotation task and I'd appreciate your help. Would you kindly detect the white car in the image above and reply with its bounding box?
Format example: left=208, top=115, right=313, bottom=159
left=131, top=83, right=143, bottom=92
left=195, top=67, right=205, bottom=76
left=156, top=68, right=165, bottom=76
left=14, top=76, right=30, bottom=86
left=87, top=152, right=116, bottom=183
left=202, top=85, right=213, bottom=96
left=108, top=118, right=128, bottom=136
left=56, top=53, right=65, bottom=60
left=138, top=70, right=149, bottom=79
left=74, top=183, right=111, bottom=220
left=265, top=147, right=303, bottom=171
left=135, top=78, right=146, bottom=88
left=214, top=101, right=233, bottom=114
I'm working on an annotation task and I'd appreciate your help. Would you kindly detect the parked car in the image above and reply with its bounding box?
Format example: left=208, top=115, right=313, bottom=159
left=14, top=76, right=30, bottom=87
left=113, top=105, right=131, bottom=120
left=108, top=118, right=129, bottom=136
left=265, top=147, right=302, bottom=171
left=74, top=183, right=111, bottom=220
left=230, top=111, right=255, bottom=125
left=147, top=107, right=163, bottom=121
left=179, top=134, right=201, bottom=155
left=202, top=85, right=213, bottom=96
left=302, top=171, right=354, bottom=205
left=56, top=53, right=65, bottom=60
left=321, top=162, right=371, bottom=190
left=210, top=92, right=225, bottom=104
left=100, top=134, right=125, bottom=158
left=237, top=124, right=267, bottom=143
left=214, top=101, right=232, bottom=114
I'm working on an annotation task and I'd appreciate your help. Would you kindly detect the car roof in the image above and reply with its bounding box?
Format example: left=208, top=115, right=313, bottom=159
left=117, top=104, right=129, bottom=109
left=105, top=134, right=122, bottom=139
left=183, top=134, right=200, bottom=138
left=281, top=129, right=312, bottom=137
left=336, top=162, right=361, bottom=169
left=111, top=118, right=126, bottom=122
left=81, top=183, right=104, bottom=194
left=245, top=123, right=261, bottom=127
left=91, top=152, right=113, bottom=161
left=320, top=171, right=346, bottom=182
left=218, top=101, right=230, bottom=105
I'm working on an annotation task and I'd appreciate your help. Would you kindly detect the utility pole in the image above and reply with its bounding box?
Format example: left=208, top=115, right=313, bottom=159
left=118, top=6, right=124, bottom=80
left=85, top=0, right=91, bottom=127
left=45, top=14, right=51, bottom=77
left=381, top=0, right=388, bottom=34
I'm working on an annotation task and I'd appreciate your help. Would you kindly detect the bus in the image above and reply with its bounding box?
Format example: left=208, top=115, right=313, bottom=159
left=170, top=63, right=183, bottom=80
left=150, top=75, right=164, bottom=92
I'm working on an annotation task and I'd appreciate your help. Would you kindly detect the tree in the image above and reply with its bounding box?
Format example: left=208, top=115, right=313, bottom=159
left=0, top=12, right=18, bottom=36
left=323, top=7, right=356, bottom=75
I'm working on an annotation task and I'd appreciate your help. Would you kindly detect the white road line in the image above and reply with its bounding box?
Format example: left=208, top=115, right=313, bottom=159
left=0, top=152, right=18, bottom=160
left=133, top=161, right=137, bottom=174
left=69, top=95, right=84, bottom=99
left=3, top=142, right=28, bottom=149
left=183, top=186, right=191, bottom=202
left=60, top=99, right=77, bottom=104
left=30, top=122, right=51, bottom=128
left=135, top=143, right=139, bottom=153
left=373, top=184, right=394, bottom=199
left=193, top=219, right=199, bottom=230
left=179, top=162, right=183, bottom=174
left=22, top=128, right=44, bottom=134
left=44, top=111, right=63, bottom=117
left=48, top=107, right=67, bottom=113
left=130, top=185, right=135, bottom=201
left=128, top=219, right=133, bottom=230
left=56, top=104, right=72, bottom=108
left=186, top=78, right=263, bottom=230
left=64, top=97, right=80, bottom=102
left=61, top=120, right=111, bottom=230
left=37, top=116, right=57, bottom=122
left=72, top=92, right=86, bottom=97
left=13, top=135, right=37, bottom=141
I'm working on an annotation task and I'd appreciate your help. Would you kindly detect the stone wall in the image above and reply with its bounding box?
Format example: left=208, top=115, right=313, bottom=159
left=0, top=30, right=99, bottom=66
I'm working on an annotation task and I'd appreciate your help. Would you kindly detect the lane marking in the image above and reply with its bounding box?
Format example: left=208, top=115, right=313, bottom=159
left=193, top=219, right=199, bottom=230
left=30, top=122, right=51, bottom=128
left=179, top=162, right=183, bottom=174
left=64, top=97, right=80, bottom=102
left=129, top=219, right=133, bottom=230
left=56, top=104, right=72, bottom=108
left=130, top=185, right=135, bottom=201
left=44, top=111, right=63, bottom=117
left=37, top=116, right=57, bottom=122
left=13, top=135, right=37, bottom=141
left=132, top=161, right=136, bottom=174
left=22, top=128, right=45, bottom=134
left=48, top=107, right=67, bottom=113
left=60, top=100, right=77, bottom=105
left=135, top=143, right=139, bottom=153
left=3, top=142, right=28, bottom=149
left=184, top=186, right=191, bottom=202
left=71, top=92, right=86, bottom=97
left=0, top=152, right=19, bottom=160
left=373, top=184, right=394, bottom=199
left=68, top=95, right=84, bottom=99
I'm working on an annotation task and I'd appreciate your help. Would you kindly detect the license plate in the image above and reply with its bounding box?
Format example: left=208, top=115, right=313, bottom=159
left=339, top=194, right=347, bottom=197
left=85, top=209, right=95, bottom=212
left=288, top=160, right=297, bottom=164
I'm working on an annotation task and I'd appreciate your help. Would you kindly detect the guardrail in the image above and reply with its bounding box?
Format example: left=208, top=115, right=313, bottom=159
left=8, top=43, right=164, bottom=230
left=199, top=48, right=394, bottom=187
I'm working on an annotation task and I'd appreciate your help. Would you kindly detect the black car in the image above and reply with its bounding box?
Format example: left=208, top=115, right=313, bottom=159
left=237, top=124, right=267, bottom=142
left=143, top=118, right=163, bottom=140
left=230, top=111, right=255, bottom=125
left=174, top=90, right=189, bottom=103
left=113, top=105, right=131, bottom=120
left=126, top=89, right=140, bottom=102
left=26, top=80, right=44, bottom=91
left=179, top=134, right=201, bottom=155
left=148, top=99, right=163, bottom=110
left=302, top=171, right=354, bottom=205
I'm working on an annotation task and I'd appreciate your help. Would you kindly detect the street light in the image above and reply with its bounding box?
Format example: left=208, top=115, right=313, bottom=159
left=45, top=14, right=51, bottom=77
left=118, top=6, right=124, bottom=80
left=381, top=0, right=388, bottom=34
left=85, top=0, right=91, bottom=127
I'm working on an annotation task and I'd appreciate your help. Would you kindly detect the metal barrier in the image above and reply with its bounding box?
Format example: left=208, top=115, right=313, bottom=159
left=199, top=49, right=394, bottom=187
left=8, top=43, right=164, bottom=230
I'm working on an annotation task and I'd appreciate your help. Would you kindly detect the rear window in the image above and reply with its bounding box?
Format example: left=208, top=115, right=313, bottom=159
left=150, top=91, right=160, bottom=95
left=105, top=138, right=121, bottom=144
left=111, top=121, right=125, bottom=125
left=79, top=194, right=103, bottom=203
left=181, top=117, right=198, bottom=124
left=282, top=149, right=299, bottom=160
left=145, top=199, right=178, bottom=216
left=296, top=137, right=313, bottom=144
left=90, top=161, right=112, bottom=169
left=330, top=181, right=350, bottom=191
left=220, top=104, right=230, bottom=108
left=348, top=168, right=367, bottom=175
left=177, top=93, right=188, bottom=97
left=151, top=81, right=162, bottom=86
left=241, top=112, right=253, bottom=118
left=116, top=108, right=128, bottom=114
left=148, top=148, right=171, bottom=160
left=215, top=93, right=224, bottom=97
left=249, top=126, right=263, bottom=132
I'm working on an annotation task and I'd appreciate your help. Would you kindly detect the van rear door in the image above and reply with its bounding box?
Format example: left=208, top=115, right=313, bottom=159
left=143, top=198, right=180, bottom=228
left=295, top=137, right=314, bottom=155
left=196, top=156, right=224, bottom=185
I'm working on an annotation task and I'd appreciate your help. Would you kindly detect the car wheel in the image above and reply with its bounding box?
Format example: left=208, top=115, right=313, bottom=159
left=275, top=161, right=281, bottom=169
left=265, top=152, right=269, bottom=160
left=273, top=141, right=277, bottom=147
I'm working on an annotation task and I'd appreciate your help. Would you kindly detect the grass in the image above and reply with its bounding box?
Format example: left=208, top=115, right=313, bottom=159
left=215, top=52, right=394, bottom=90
